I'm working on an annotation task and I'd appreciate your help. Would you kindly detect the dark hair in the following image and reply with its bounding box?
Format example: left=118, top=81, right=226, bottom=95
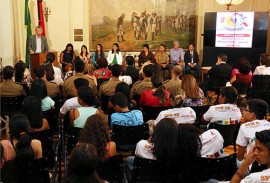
left=9, top=114, right=34, bottom=168
left=219, top=86, right=238, bottom=104
left=260, top=53, right=269, bottom=65
left=77, top=86, right=97, bottom=106
left=247, top=99, right=268, bottom=120
left=80, top=45, right=89, bottom=57
left=169, top=88, right=185, bottom=107
left=79, top=115, right=111, bottom=161
left=21, top=96, right=43, bottom=129
left=218, top=54, right=227, bottom=62
left=151, top=75, right=168, bottom=105
left=42, top=61, right=55, bottom=81
left=97, top=57, right=108, bottom=68
left=74, top=78, right=89, bottom=90
left=237, top=57, right=251, bottom=75
left=3, top=66, right=14, bottom=80
left=143, top=64, right=154, bottom=78
left=46, top=53, right=56, bottom=63
left=159, top=44, right=166, bottom=51
left=115, top=82, right=131, bottom=101
left=177, top=124, right=201, bottom=182
left=256, top=130, right=270, bottom=152
left=142, top=44, right=149, bottom=50
left=111, top=64, right=122, bottom=77
left=74, top=58, right=85, bottom=73
left=95, top=44, right=105, bottom=62
left=30, top=79, right=48, bottom=99
left=125, top=56, right=135, bottom=66
left=112, top=43, right=120, bottom=54
left=110, top=92, right=128, bottom=108
left=14, top=61, right=26, bottom=83
left=34, top=66, right=45, bottom=78
left=64, top=43, right=74, bottom=54
left=265, top=54, right=270, bottom=67
left=66, top=143, right=103, bottom=183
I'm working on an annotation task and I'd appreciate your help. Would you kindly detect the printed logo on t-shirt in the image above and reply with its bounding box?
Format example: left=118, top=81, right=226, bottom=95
left=245, top=121, right=270, bottom=128
left=261, top=175, right=270, bottom=181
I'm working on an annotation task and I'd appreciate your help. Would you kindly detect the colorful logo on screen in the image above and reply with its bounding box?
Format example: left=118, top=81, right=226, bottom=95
left=220, top=13, right=248, bottom=31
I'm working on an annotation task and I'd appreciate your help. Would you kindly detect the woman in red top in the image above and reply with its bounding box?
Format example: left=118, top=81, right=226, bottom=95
left=93, top=57, right=112, bottom=79
left=230, top=57, right=252, bottom=84
left=140, top=74, right=171, bottom=107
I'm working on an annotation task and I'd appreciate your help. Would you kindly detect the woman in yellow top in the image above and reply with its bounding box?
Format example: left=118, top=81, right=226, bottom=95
left=154, top=44, right=173, bottom=78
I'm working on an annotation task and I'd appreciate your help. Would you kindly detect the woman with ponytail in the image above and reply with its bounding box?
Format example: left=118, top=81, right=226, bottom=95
left=0, top=114, right=42, bottom=166
left=140, top=74, right=171, bottom=107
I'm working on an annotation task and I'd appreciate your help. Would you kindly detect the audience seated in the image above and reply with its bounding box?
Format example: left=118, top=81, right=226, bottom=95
left=0, top=114, right=42, bottom=167
left=202, top=86, right=242, bottom=124
left=14, top=60, right=32, bottom=84
left=0, top=66, right=26, bottom=96
left=70, top=86, right=100, bottom=128
left=65, top=143, right=106, bottom=183
left=79, top=114, right=117, bottom=161
left=230, top=130, right=270, bottom=183
left=34, top=66, right=60, bottom=98
left=98, top=64, right=121, bottom=97
left=62, top=58, right=96, bottom=98
left=110, top=93, right=143, bottom=128
left=130, top=64, right=154, bottom=100
left=140, top=74, right=171, bottom=107
left=46, top=52, right=62, bottom=79
left=93, top=58, right=111, bottom=79
left=59, top=78, right=89, bottom=119
left=154, top=89, right=196, bottom=125
left=163, top=65, right=182, bottom=93
left=21, top=96, right=50, bottom=132
left=184, top=43, right=200, bottom=78
left=83, top=60, right=97, bottom=86
left=253, top=53, right=270, bottom=75
left=124, top=56, right=139, bottom=84
left=236, top=99, right=269, bottom=163
left=181, top=74, right=204, bottom=107
left=119, top=69, right=132, bottom=86
left=230, top=57, right=252, bottom=84
left=31, top=79, right=55, bottom=112
left=42, top=61, right=63, bottom=86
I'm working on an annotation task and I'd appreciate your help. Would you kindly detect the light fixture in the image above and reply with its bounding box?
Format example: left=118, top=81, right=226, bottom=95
left=216, top=0, right=244, bottom=10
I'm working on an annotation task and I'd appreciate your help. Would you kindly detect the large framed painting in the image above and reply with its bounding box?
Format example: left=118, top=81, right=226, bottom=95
left=90, top=0, right=197, bottom=51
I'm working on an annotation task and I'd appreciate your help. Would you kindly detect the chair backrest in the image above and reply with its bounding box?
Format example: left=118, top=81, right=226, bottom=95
left=208, top=123, right=240, bottom=151
left=142, top=106, right=171, bottom=122
left=198, top=153, right=237, bottom=181
left=250, top=91, right=270, bottom=108
left=96, top=154, right=124, bottom=182
left=132, top=156, right=178, bottom=182
left=112, top=123, right=149, bottom=147
left=232, top=82, right=251, bottom=95
left=252, top=75, right=270, bottom=91
left=1, top=158, right=50, bottom=183
left=42, top=109, right=58, bottom=132
left=1, top=95, right=25, bottom=116
left=100, top=94, right=111, bottom=114
left=191, top=105, right=210, bottom=122
left=67, top=127, right=82, bottom=152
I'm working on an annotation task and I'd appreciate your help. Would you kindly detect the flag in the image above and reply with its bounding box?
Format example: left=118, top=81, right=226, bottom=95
left=37, top=0, right=46, bottom=36
left=25, top=0, right=32, bottom=67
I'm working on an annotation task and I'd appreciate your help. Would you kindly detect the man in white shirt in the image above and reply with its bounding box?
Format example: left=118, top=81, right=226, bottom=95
left=28, top=26, right=49, bottom=54
left=46, top=53, right=62, bottom=78
left=230, top=130, right=270, bottom=183
left=236, top=99, right=270, bottom=163
left=253, top=53, right=269, bottom=75
left=59, top=78, right=89, bottom=119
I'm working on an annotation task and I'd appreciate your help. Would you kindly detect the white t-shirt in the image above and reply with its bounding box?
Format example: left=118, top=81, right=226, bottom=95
left=135, top=140, right=156, bottom=160
left=236, top=119, right=270, bottom=154
left=200, top=129, right=224, bottom=157
left=253, top=65, right=266, bottom=75
left=51, top=75, right=64, bottom=86
left=36, top=35, right=42, bottom=53
left=240, top=168, right=270, bottom=183
left=203, top=104, right=242, bottom=123
left=53, top=66, right=62, bottom=78
left=154, top=107, right=196, bottom=125
left=119, top=75, right=132, bottom=85
left=60, top=97, right=81, bottom=115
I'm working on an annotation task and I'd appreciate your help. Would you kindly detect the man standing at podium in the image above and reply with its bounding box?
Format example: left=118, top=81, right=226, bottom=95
left=28, top=26, right=49, bottom=54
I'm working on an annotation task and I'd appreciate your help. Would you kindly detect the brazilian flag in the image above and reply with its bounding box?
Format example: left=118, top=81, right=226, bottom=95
left=25, top=0, right=32, bottom=67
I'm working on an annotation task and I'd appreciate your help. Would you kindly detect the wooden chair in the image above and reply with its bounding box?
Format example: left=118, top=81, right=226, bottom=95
left=97, top=154, right=124, bottom=183
left=198, top=153, right=237, bottom=181
left=42, top=109, right=58, bottom=133
left=66, top=127, right=82, bottom=153
left=208, top=122, right=240, bottom=152
left=141, top=106, right=171, bottom=122
left=1, top=95, right=25, bottom=117
left=111, top=124, right=149, bottom=150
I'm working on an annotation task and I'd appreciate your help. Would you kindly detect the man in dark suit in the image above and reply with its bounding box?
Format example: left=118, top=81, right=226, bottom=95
left=125, top=56, right=139, bottom=84
left=207, top=53, right=232, bottom=90
left=28, top=26, right=49, bottom=54
left=184, top=43, right=200, bottom=78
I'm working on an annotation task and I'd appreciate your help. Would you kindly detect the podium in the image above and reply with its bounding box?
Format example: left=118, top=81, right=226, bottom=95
left=30, top=52, right=59, bottom=79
